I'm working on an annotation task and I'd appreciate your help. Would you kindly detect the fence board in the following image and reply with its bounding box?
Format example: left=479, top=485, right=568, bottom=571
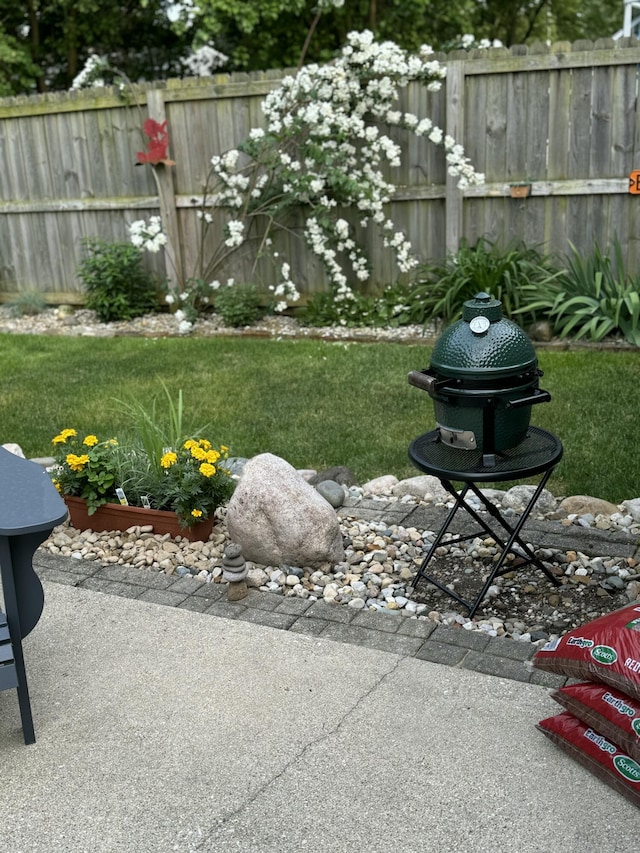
left=2, top=42, right=640, bottom=302
left=568, top=66, right=594, bottom=180
left=525, top=70, right=550, bottom=180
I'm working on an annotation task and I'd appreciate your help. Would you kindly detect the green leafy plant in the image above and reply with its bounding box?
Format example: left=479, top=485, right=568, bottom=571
left=213, top=282, right=265, bottom=327
left=413, top=238, right=562, bottom=327
left=77, top=238, right=159, bottom=322
left=525, top=240, right=640, bottom=345
left=50, top=388, right=235, bottom=527
left=164, top=277, right=217, bottom=323
left=302, top=282, right=427, bottom=328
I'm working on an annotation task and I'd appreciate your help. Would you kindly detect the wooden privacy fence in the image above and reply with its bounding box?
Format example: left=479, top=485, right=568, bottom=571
left=1, top=38, right=640, bottom=304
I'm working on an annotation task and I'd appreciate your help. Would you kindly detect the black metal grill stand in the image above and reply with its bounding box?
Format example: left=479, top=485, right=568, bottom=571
left=408, top=426, right=563, bottom=619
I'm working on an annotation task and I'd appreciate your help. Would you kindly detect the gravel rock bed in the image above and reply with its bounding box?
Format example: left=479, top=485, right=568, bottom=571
left=41, top=489, right=640, bottom=647
left=0, top=306, right=434, bottom=345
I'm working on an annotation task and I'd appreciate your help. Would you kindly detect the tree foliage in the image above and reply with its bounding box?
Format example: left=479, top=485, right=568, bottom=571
left=0, top=0, right=628, bottom=96
left=0, top=0, right=190, bottom=94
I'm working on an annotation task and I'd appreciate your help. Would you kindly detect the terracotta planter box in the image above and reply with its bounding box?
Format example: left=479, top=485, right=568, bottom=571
left=64, top=495, right=214, bottom=542
left=509, top=183, right=532, bottom=198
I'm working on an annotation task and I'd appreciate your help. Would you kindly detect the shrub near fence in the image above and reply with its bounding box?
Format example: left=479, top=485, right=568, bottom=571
left=1, top=38, right=640, bottom=304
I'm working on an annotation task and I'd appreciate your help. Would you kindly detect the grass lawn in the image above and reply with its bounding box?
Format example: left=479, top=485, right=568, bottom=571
left=0, top=332, right=638, bottom=504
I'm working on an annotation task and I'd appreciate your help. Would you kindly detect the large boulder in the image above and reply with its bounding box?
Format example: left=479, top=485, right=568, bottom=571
left=225, top=453, right=344, bottom=569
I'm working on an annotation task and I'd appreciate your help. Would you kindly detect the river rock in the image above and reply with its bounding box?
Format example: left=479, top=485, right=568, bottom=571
left=2, top=442, right=25, bottom=458
left=315, top=479, right=345, bottom=508
left=502, top=485, right=556, bottom=512
left=559, top=495, right=620, bottom=517
left=308, top=466, right=357, bottom=487
left=362, top=474, right=399, bottom=495
left=225, top=453, right=344, bottom=569
left=527, top=320, right=553, bottom=342
left=392, top=475, right=449, bottom=501
left=225, top=456, right=249, bottom=478
left=621, top=498, right=640, bottom=522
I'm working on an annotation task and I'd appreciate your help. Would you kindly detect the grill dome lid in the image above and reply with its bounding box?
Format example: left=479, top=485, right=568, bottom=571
left=430, top=292, right=537, bottom=379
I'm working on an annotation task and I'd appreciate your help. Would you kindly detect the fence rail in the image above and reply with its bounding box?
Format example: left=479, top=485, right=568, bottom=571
left=1, top=39, right=640, bottom=304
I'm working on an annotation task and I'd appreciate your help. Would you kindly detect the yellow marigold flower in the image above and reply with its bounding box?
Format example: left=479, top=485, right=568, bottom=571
left=199, top=462, right=216, bottom=478
left=53, top=427, right=77, bottom=445
left=206, top=449, right=220, bottom=464
left=106, top=438, right=118, bottom=446
left=220, top=445, right=229, bottom=454
left=183, top=439, right=197, bottom=450
left=191, top=508, right=203, bottom=518
left=66, top=453, right=89, bottom=472
left=198, top=439, right=212, bottom=450
left=160, top=451, right=178, bottom=468
left=83, top=434, right=99, bottom=447
left=52, top=478, right=62, bottom=492
left=190, top=445, right=207, bottom=461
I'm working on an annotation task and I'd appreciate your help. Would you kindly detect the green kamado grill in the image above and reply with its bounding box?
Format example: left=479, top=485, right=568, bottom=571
left=408, top=292, right=550, bottom=465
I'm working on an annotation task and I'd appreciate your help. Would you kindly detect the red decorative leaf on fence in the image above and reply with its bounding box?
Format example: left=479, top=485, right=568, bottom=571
left=136, top=118, right=176, bottom=166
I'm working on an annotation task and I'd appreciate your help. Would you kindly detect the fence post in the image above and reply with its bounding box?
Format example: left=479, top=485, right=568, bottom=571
left=445, top=60, right=464, bottom=255
left=146, top=88, right=184, bottom=290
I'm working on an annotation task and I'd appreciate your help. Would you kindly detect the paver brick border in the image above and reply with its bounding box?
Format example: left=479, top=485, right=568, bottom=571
left=32, top=550, right=572, bottom=690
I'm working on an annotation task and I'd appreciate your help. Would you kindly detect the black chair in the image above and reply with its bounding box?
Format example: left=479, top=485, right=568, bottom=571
left=0, top=448, right=67, bottom=744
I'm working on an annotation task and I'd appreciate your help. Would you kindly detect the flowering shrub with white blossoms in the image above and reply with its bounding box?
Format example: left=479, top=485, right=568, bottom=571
left=130, top=29, right=484, bottom=324
left=188, top=29, right=484, bottom=313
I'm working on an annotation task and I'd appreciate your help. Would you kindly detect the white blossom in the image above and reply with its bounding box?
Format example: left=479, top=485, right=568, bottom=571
left=129, top=217, right=168, bottom=254
left=224, top=219, right=245, bottom=248
left=70, top=54, right=109, bottom=90
left=182, top=44, right=228, bottom=77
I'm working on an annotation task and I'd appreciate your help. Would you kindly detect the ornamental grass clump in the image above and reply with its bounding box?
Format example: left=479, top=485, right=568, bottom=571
left=50, top=390, right=235, bottom=528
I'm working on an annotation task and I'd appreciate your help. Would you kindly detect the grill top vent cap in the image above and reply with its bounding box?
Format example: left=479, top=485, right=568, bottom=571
left=462, top=292, right=503, bottom=323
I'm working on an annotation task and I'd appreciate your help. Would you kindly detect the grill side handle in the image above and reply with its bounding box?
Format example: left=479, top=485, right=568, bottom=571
left=407, top=370, right=453, bottom=395
left=506, top=389, right=551, bottom=409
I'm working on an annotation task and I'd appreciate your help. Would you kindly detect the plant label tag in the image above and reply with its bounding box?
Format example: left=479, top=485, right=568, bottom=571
left=115, top=487, right=129, bottom=506
left=141, top=495, right=151, bottom=509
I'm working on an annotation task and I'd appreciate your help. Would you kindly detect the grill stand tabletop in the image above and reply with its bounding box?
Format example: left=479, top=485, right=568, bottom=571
left=408, top=427, right=563, bottom=619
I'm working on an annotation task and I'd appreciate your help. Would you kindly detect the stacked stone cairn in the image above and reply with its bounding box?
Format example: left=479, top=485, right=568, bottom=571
left=222, top=543, right=248, bottom=601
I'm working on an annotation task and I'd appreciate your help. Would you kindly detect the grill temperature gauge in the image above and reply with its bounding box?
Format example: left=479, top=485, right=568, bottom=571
left=469, top=315, right=490, bottom=335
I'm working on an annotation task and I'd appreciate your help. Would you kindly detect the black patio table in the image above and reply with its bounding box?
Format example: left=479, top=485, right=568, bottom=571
left=408, top=426, right=563, bottom=619
left=0, top=447, right=67, bottom=743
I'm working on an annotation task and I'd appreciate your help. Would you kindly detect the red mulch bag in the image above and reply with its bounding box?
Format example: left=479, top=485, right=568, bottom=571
left=533, top=603, right=640, bottom=701
left=550, top=681, right=640, bottom=762
left=537, top=711, right=640, bottom=808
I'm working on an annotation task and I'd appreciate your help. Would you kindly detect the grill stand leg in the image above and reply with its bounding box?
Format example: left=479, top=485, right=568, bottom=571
left=412, top=467, right=560, bottom=619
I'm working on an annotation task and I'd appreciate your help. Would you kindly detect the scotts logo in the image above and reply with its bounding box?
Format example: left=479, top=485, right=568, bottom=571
left=613, top=756, right=640, bottom=783
left=633, top=719, right=640, bottom=738
left=591, top=645, right=617, bottom=665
